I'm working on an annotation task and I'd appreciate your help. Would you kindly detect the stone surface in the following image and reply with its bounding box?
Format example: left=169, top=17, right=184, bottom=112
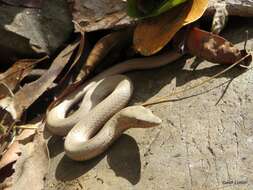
left=0, top=0, right=73, bottom=59
left=45, top=18, right=253, bottom=190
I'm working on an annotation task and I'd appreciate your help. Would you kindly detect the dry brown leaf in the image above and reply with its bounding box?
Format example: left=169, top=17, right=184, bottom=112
left=0, top=41, right=79, bottom=155
left=0, top=127, right=36, bottom=170
left=48, top=29, right=132, bottom=110
left=1, top=124, right=49, bottom=190
left=0, top=41, right=80, bottom=120
left=133, top=0, right=208, bottom=56
left=0, top=56, right=48, bottom=92
left=0, top=83, right=13, bottom=100
left=0, top=121, right=41, bottom=190
left=0, top=142, right=20, bottom=170
left=175, top=27, right=244, bottom=64
left=58, top=32, right=86, bottom=84
left=76, top=29, right=132, bottom=81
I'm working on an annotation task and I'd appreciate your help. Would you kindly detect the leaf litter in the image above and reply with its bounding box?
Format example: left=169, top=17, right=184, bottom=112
left=0, top=122, right=49, bottom=190
left=0, top=0, right=252, bottom=189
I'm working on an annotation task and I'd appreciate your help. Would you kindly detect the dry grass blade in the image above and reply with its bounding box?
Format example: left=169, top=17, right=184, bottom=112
left=142, top=52, right=252, bottom=106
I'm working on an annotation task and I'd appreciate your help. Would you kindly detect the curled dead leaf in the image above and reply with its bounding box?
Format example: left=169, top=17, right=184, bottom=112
left=134, top=0, right=208, bottom=55
left=174, top=27, right=247, bottom=65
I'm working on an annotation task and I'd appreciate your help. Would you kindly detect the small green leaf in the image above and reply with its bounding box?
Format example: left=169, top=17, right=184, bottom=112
left=127, top=0, right=188, bottom=18
left=152, top=0, right=188, bottom=17
left=127, top=0, right=141, bottom=18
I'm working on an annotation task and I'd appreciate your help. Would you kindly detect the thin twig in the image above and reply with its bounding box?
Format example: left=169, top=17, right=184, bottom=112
left=72, top=20, right=85, bottom=34
left=15, top=125, right=38, bottom=130
left=244, top=30, right=249, bottom=51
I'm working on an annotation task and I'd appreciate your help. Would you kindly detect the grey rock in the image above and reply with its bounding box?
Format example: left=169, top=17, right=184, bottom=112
left=0, top=0, right=73, bottom=59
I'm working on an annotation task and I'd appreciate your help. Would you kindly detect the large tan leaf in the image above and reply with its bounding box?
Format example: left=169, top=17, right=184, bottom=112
left=133, top=0, right=208, bottom=56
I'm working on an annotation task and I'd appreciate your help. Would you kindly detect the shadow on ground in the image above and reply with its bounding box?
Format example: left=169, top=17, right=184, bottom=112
left=128, top=57, right=247, bottom=105
left=48, top=134, right=141, bottom=184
